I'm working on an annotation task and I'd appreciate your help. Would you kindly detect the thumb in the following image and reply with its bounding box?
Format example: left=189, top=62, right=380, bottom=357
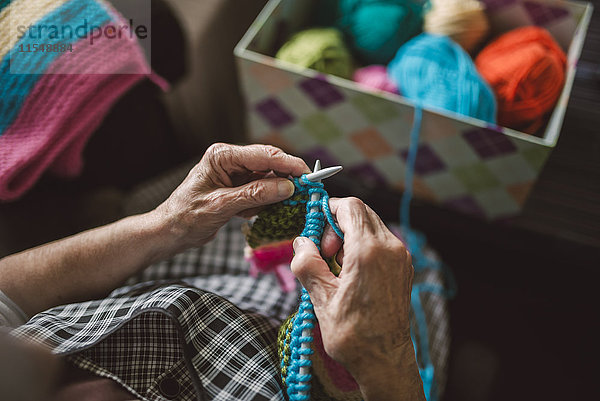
left=220, top=178, right=295, bottom=215
left=291, top=237, right=338, bottom=306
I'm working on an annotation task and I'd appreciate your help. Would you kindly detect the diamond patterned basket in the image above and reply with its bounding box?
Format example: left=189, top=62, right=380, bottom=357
left=235, top=0, right=593, bottom=220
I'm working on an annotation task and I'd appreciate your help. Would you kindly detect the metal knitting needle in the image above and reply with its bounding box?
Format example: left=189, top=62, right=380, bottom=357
left=313, top=159, right=321, bottom=175
left=300, top=165, right=343, bottom=185
left=298, top=160, right=342, bottom=396
left=297, top=160, right=321, bottom=396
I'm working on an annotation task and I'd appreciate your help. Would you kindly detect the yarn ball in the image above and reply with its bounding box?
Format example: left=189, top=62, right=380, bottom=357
left=276, top=28, right=355, bottom=79
left=388, top=33, right=497, bottom=123
left=424, top=0, right=490, bottom=53
left=353, top=65, right=399, bottom=93
left=335, top=0, right=424, bottom=64
left=475, top=26, right=566, bottom=134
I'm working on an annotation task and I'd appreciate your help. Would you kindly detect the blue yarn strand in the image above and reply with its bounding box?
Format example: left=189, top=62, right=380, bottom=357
left=411, top=284, right=435, bottom=401
left=284, top=174, right=343, bottom=401
left=285, top=175, right=344, bottom=246
left=401, top=106, right=437, bottom=400
left=321, top=190, right=345, bottom=240
left=401, top=105, right=459, bottom=401
left=287, top=289, right=315, bottom=401
left=401, top=106, right=422, bottom=232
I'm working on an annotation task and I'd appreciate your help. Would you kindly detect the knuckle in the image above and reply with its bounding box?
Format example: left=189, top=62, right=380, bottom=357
left=290, top=243, right=319, bottom=273
left=206, top=143, right=233, bottom=162
left=390, top=240, right=413, bottom=273
left=290, top=253, right=307, bottom=275
left=361, top=239, right=381, bottom=260
left=339, top=197, right=367, bottom=219
left=343, top=197, right=365, bottom=210
left=244, top=182, right=268, bottom=204
left=390, top=239, right=407, bottom=258
left=405, top=247, right=413, bottom=266
left=206, top=142, right=227, bottom=155
left=204, top=192, right=228, bottom=213
left=263, top=144, right=285, bottom=159
left=290, top=253, right=312, bottom=277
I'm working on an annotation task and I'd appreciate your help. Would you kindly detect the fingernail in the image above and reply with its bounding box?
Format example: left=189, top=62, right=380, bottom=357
left=278, top=180, right=295, bottom=198
left=293, top=236, right=307, bottom=250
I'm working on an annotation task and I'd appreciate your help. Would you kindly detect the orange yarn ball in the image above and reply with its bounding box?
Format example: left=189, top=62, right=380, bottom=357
left=475, top=26, right=566, bottom=135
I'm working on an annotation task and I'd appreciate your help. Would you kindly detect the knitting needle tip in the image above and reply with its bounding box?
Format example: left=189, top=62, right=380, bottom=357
left=303, top=165, right=343, bottom=183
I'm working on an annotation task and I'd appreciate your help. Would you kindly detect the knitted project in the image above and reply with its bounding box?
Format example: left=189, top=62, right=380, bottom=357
left=244, top=176, right=358, bottom=400
left=0, top=0, right=165, bottom=201
left=244, top=190, right=308, bottom=292
left=246, top=148, right=454, bottom=401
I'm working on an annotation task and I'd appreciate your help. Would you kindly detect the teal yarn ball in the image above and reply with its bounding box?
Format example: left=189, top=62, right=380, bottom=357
left=336, top=0, right=424, bottom=65
left=388, top=33, right=497, bottom=123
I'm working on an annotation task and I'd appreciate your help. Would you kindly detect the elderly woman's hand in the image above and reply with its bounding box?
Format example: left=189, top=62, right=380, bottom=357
left=0, top=143, right=308, bottom=318
left=291, top=197, right=425, bottom=401
left=156, top=143, right=310, bottom=249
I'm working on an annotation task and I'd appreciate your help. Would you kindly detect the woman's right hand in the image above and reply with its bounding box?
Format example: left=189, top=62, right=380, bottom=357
left=291, top=197, right=425, bottom=401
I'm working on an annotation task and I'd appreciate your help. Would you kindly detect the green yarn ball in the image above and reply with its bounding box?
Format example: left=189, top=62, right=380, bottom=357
left=336, top=0, right=424, bottom=65
left=275, top=27, right=355, bottom=79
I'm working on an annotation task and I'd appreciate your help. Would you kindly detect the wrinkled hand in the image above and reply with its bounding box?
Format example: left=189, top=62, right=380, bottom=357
left=156, top=143, right=309, bottom=249
left=291, top=197, right=424, bottom=401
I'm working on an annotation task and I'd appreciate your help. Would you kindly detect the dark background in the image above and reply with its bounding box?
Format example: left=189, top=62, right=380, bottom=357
left=0, top=1, right=598, bottom=400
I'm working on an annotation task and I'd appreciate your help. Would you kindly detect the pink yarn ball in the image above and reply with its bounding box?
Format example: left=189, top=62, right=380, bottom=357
left=353, top=65, right=399, bottom=94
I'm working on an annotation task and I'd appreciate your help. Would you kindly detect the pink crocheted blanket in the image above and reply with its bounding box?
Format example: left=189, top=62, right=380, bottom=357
left=0, top=0, right=166, bottom=201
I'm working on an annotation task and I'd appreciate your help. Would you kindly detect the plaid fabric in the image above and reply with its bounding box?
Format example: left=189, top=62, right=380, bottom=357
left=10, top=218, right=299, bottom=401
left=7, top=163, right=452, bottom=400
left=69, top=312, right=195, bottom=400
left=121, top=218, right=302, bottom=323
left=12, top=281, right=287, bottom=400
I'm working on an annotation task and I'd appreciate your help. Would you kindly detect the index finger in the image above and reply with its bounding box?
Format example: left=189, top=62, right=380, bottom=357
left=327, top=197, right=379, bottom=242
left=211, top=143, right=310, bottom=177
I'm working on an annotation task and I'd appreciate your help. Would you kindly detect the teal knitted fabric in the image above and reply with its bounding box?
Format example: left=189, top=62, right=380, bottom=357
left=246, top=175, right=345, bottom=401
left=279, top=176, right=344, bottom=400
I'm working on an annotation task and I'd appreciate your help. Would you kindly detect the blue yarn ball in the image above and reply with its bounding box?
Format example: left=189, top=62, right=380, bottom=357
left=335, top=0, right=424, bottom=65
left=388, top=33, right=497, bottom=123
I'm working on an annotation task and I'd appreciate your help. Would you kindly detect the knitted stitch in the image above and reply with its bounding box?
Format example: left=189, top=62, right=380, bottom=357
left=245, top=175, right=350, bottom=401
left=0, top=0, right=111, bottom=131
left=0, top=0, right=162, bottom=201
left=245, top=193, right=307, bottom=248
left=0, top=0, right=72, bottom=63
left=244, top=189, right=309, bottom=292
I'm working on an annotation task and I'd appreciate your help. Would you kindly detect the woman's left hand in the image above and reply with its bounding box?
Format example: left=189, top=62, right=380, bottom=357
left=156, top=143, right=310, bottom=249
